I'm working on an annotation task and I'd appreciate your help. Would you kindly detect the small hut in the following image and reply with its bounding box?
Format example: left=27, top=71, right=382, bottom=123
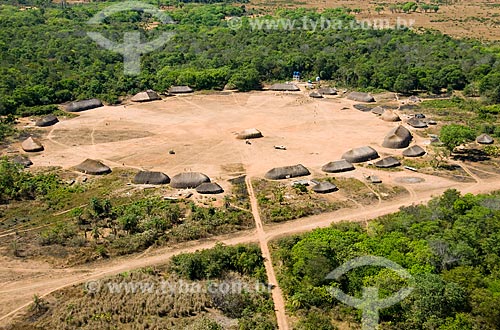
left=322, top=160, right=355, bottom=173
left=237, top=128, right=263, bottom=140
left=407, top=117, right=428, bottom=128
left=133, top=171, right=170, bottom=184
left=170, top=172, right=210, bottom=189
left=347, top=92, right=375, bottom=103
left=374, top=157, right=401, bottom=168
left=12, top=155, right=32, bottom=168
left=371, top=106, right=385, bottom=116
left=35, top=115, right=59, bottom=127
left=341, top=146, right=379, bottom=163
left=131, top=90, right=161, bottom=102
left=21, top=137, right=44, bottom=152
left=312, top=181, right=338, bottom=194
left=382, top=126, right=413, bottom=149
left=196, top=182, right=224, bottom=194
left=318, top=87, right=337, bottom=95
left=168, top=86, right=194, bottom=94
left=477, top=134, right=494, bottom=145
left=309, top=91, right=323, bottom=98
left=66, top=99, right=103, bottom=112
left=380, top=110, right=401, bottom=122
left=265, top=164, right=310, bottom=180
left=403, top=145, right=426, bottom=157
left=269, top=83, right=300, bottom=92
left=75, top=159, right=111, bottom=175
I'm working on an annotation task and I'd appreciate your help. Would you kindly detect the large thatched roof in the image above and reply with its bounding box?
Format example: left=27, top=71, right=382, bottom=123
left=269, top=83, right=300, bottom=92
left=131, top=90, right=161, bottom=102
left=265, top=164, right=310, bottom=180
left=309, top=91, right=323, bottom=98
left=322, top=159, right=355, bottom=173
left=169, top=86, right=193, bottom=94
left=374, top=156, right=401, bottom=168
left=66, top=99, right=103, bottom=112
left=237, top=128, right=263, bottom=140
left=170, top=172, right=210, bottom=189
left=477, top=133, right=494, bottom=145
left=407, top=117, right=427, bottom=128
left=133, top=171, right=170, bottom=185
left=312, top=181, right=338, bottom=194
left=403, top=145, right=426, bottom=157
left=380, top=110, right=401, bottom=122
left=12, top=155, right=32, bottom=168
left=75, top=159, right=111, bottom=175
left=318, top=87, right=337, bottom=95
left=382, top=126, right=413, bottom=149
left=196, top=182, right=224, bottom=194
left=347, top=92, right=375, bottom=103
left=371, top=106, right=385, bottom=115
left=35, top=115, right=58, bottom=127
left=21, top=137, right=43, bottom=152
left=341, top=146, right=379, bottom=163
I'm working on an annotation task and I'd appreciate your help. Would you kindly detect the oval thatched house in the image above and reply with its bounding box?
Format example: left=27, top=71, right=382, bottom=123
left=382, top=126, right=413, bottom=149
left=196, top=182, right=224, bottom=194
left=341, top=146, right=379, bottom=163
left=265, top=164, right=310, bottom=180
left=312, top=181, right=338, bottom=194
left=269, top=83, right=300, bottom=92
left=322, top=160, right=355, bottom=173
left=237, top=128, right=263, bottom=140
left=168, top=86, right=193, bottom=94
left=371, top=106, right=385, bottom=116
left=347, top=92, right=375, bottom=103
left=374, top=157, right=401, bottom=168
left=12, top=155, right=32, bottom=168
left=66, top=99, right=103, bottom=112
left=403, top=145, right=426, bottom=157
left=75, top=159, right=111, bottom=175
left=131, top=90, right=161, bottom=102
left=170, top=172, right=210, bottom=189
left=318, top=87, right=337, bottom=95
left=407, top=117, right=428, bottom=128
left=380, top=110, right=401, bottom=122
left=133, top=171, right=170, bottom=185
left=21, top=137, right=44, bottom=152
left=477, top=133, right=494, bottom=145
left=35, top=115, right=58, bottom=127
left=309, top=91, right=323, bottom=98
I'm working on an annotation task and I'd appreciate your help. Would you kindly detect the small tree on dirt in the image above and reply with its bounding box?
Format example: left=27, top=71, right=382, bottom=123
left=440, top=124, right=475, bottom=152
left=431, top=146, right=451, bottom=169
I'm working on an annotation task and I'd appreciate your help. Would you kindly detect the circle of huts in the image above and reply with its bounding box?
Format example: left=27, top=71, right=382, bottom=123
left=322, top=159, right=355, bottom=173
left=66, top=99, right=103, bottom=112
left=318, top=87, right=337, bottom=95
left=380, top=110, right=401, bottom=122
left=237, top=128, right=263, bottom=140
left=406, top=117, right=428, bottom=128
left=403, top=145, right=426, bottom=157
left=341, top=146, right=379, bottom=163
left=477, top=133, right=494, bottom=145
left=374, top=156, right=401, bottom=168
left=382, top=126, right=413, bottom=149
left=131, top=90, right=161, bottom=102
left=168, top=86, right=194, bottom=94
left=133, top=171, right=170, bottom=185
left=22, top=137, right=44, bottom=152
left=269, top=83, right=300, bottom=92
left=312, top=181, right=338, bottom=194
left=265, top=164, right=310, bottom=180
left=35, top=115, right=58, bottom=127
left=75, top=159, right=111, bottom=175
left=347, top=92, right=375, bottom=103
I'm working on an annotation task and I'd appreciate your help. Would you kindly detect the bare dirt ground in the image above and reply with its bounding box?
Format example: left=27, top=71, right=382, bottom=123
left=250, top=0, right=500, bottom=41
left=2, top=90, right=500, bottom=328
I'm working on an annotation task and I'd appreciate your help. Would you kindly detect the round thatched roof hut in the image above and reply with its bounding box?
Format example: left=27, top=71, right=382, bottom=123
left=341, top=146, right=379, bottom=163
left=403, top=145, right=426, bottom=157
left=309, top=91, right=323, bottom=98
left=196, top=182, right=224, bottom=194
left=318, top=87, right=337, bottom=95
left=321, top=159, right=355, bottom=173
left=382, top=126, right=413, bottom=149
left=407, top=117, right=427, bottom=128
left=312, top=181, right=338, bottom=194
left=347, top=92, right=375, bottom=103
left=133, top=171, right=170, bottom=184
left=269, top=83, right=300, bottom=92
left=170, top=172, right=210, bottom=189
left=66, top=99, right=103, bottom=112
left=75, top=159, right=111, bottom=175
left=12, top=155, right=32, bottom=168
left=374, top=156, right=401, bottom=168
left=131, top=90, right=161, bottom=102
left=168, top=86, right=194, bottom=94
left=237, top=128, right=263, bottom=140
left=371, top=106, right=385, bottom=116
left=265, top=164, right=310, bottom=180
left=477, top=133, right=494, bottom=145
left=35, top=115, right=58, bottom=127
left=380, top=110, right=401, bottom=122
left=21, top=137, right=44, bottom=152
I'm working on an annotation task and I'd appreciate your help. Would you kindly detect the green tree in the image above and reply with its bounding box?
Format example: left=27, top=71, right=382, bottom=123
left=439, top=124, right=475, bottom=151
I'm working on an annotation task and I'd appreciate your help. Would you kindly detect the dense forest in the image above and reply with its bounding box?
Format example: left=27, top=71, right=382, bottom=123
left=0, top=1, right=499, bottom=118
left=273, top=190, right=500, bottom=329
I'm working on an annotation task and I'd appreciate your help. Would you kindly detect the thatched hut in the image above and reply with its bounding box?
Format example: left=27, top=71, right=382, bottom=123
left=237, top=128, right=263, bottom=140
left=477, top=133, right=494, bottom=145
left=403, top=145, right=426, bottom=157
left=170, top=172, right=210, bottom=189
left=309, top=91, right=323, bottom=98
left=168, top=86, right=193, bottom=94
left=21, top=137, right=43, bottom=152
left=196, top=182, right=224, bottom=194
left=318, top=87, right=337, bottom=95
left=265, top=164, right=310, bottom=180
left=269, top=83, right=300, bottom=92
left=12, top=155, right=32, bottom=168
left=321, top=160, right=355, bottom=173
left=131, top=90, right=161, bottom=102
left=382, top=126, right=413, bottom=149
left=407, top=117, right=427, bottom=128
left=133, top=171, right=170, bottom=184
left=341, top=146, right=379, bottom=163
left=380, top=110, right=401, bottom=122
left=371, top=106, right=385, bottom=115
left=35, top=115, right=58, bottom=127
left=66, top=99, right=103, bottom=112
left=312, top=181, right=338, bottom=194
left=75, top=159, right=111, bottom=175
left=347, top=92, right=375, bottom=102
left=374, top=157, right=401, bottom=168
